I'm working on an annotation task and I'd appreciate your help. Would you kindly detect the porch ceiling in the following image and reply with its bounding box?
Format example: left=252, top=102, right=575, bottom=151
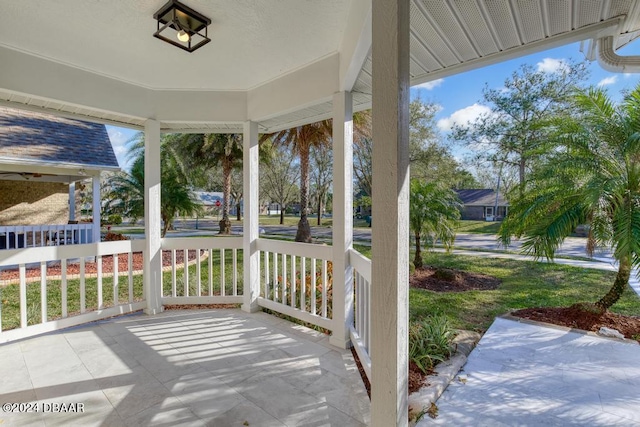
left=0, top=0, right=639, bottom=132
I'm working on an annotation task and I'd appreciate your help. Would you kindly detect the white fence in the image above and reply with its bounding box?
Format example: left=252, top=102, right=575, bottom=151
left=0, top=240, right=146, bottom=343
left=160, top=237, right=244, bottom=305
left=257, top=239, right=334, bottom=331
left=0, top=224, right=94, bottom=249
left=349, top=248, right=372, bottom=381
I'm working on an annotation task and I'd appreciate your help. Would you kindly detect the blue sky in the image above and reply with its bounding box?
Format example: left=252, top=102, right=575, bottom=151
left=107, top=40, right=640, bottom=170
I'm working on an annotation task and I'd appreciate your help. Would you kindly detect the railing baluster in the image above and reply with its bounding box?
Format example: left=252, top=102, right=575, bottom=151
left=291, top=255, right=296, bottom=308
left=220, top=249, right=226, bottom=296
left=171, top=249, right=177, bottom=297
left=19, top=264, right=26, bottom=328
left=264, top=251, right=270, bottom=298
left=128, top=252, right=133, bottom=303
left=61, top=259, right=67, bottom=318
left=40, top=261, right=47, bottom=322
left=282, top=253, right=287, bottom=305
left=322, top=260, right=328, bottom=318
left=184, top=249, right=189, bottom=297
left=80, top=258, right=86, bottom=313
left=196, top=249, right=202, bottom=297
left=208, top=248, right=213, bottom=296
left=273, top=251, right=278, bottom=302
left=97, top=255, right=103, bottom=309
left=311, top=258, right=316, bottom=315
left=300, top=257, right=306, bottom=312
left=232, top=248, right=238, bottom=296
left=113, top=254, right=119, bottom=306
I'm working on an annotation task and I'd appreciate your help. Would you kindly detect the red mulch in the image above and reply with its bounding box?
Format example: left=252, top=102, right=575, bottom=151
left=512, top=305, right=640, bottom=342
left=410, top=266, right=501, bottom=292
left=0, top=250, right=204, bottom=282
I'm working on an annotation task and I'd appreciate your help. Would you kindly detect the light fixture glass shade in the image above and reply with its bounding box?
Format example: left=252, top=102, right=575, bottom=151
left=177, top=30, right=190, bottom=42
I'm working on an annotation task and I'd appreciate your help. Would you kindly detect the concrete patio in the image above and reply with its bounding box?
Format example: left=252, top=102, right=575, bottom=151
left=418, top=317, right=640, bottom=426
left=0, top=309, right=370, bottom=427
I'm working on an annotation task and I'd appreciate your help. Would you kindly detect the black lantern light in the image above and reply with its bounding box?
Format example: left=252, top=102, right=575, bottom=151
left=153, top=0, right=211, bottom=53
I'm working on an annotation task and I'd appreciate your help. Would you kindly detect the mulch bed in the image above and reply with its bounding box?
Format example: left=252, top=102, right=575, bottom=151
left=512, top=305, right=640, bottom=342
left=410, top=266, right=501, bottom=292
left=0, top=249, right=205, bottom=282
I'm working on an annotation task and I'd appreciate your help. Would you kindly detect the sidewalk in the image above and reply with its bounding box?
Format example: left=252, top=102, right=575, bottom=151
left=417, top=317, right=640, bottom=426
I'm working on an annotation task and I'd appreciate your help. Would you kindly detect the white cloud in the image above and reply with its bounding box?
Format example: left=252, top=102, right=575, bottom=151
left=624, top=73, right=633, bottom=78
left=597, top=76, right=618, bottom=87
left=414, top=78, right=444, bottom=90
left=437, top=103, right=491, bottom=131
left=536, top=58, right=569, bottom=74
left=106, top=126, right=136, bottom=169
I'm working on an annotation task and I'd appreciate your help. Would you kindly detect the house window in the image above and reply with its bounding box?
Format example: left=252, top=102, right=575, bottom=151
left=485, top=206, right=494, bottom=218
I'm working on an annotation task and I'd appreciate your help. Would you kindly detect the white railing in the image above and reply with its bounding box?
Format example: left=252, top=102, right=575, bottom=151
left=160, top=237, right=244, bottom=305
left=257, top=239, right=334, bottom=331
left=0, top=240, right=146, bottom=343
left=349, top=248, right=372, bottom=381
left=0, top=224, right=94, bottom=249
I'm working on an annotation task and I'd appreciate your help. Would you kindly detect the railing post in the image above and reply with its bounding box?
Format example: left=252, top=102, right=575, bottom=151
left=242, top=120, right=260, bottom=313
left=91, top=174, right=101, bottom=244
left=143, top=119, right=163, bottom=314
left=330, top=91, right=354, bottom=349
left=371, top=0, right=410, bottom=424
left=69, top=181, right=76, bottom=222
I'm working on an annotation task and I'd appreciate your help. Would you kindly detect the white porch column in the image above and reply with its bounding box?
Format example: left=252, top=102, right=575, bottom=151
left=69, top=182, right=76, bottom=222
left=91, top=174, right=101, bottom=243
left=330, top=91, right=354, bottom=349
left=242, top=121, right=260, bottom=312
left=371, top=0, right=410, bottom=425
left=144, top=119, right=162, bottom=314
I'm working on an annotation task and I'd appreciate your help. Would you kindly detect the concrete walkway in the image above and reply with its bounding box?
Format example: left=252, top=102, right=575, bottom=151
left=0, top=309, right=369, bottom=427
left=417, top=318, right=640, bottom=426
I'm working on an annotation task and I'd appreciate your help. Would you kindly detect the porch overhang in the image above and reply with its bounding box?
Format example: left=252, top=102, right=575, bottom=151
left=1, top=1, right=638, bottom=132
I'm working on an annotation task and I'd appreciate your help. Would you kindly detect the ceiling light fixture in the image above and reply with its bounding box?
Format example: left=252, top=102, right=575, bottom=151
left=153, top=0, right=211, bottom=53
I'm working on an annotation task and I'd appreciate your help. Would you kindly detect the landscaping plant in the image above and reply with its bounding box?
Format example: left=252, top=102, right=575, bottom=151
left=409, top=314, right=455, bottom=374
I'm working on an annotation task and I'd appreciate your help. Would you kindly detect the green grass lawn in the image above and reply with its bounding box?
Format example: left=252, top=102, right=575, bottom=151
left=353, top=244, right=640, bottom=333
left=1, top=274, right=145, bottom=330
left=455, top=220, right=502, bottom=234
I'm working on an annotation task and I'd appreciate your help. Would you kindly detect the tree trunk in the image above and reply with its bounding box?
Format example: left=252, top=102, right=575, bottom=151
left=296, top=144, right=312, bottom=242
left=219, top=159, right=232, bottom=234
left=518, top=158, right=526, bottom=196
left=413, top=232, right=423, bottom=269
left=595, top=257, right=631, bottom=311
left=280, top=207, right=284, bottom=225
left=317, top=197, right=322, bottom=226
left=236, top=202, right=241, bottom=221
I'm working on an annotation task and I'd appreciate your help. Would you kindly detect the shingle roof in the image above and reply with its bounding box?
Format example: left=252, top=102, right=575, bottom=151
left=455, top=189, right=508, bottom=207
left=0, top=107, right=119, bottom=170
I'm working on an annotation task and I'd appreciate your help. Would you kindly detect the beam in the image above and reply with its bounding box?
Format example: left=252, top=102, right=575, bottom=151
left=330, top=91, right=354, bottom=348
left=339, top=0, right=372, bottom=91
left=371, top=0, right=410, bottom=425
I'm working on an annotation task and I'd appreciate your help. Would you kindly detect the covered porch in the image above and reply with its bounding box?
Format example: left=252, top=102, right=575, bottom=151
left=0, top=309, right=369, bottom=426
left=1, top=1, right=640, bottom=425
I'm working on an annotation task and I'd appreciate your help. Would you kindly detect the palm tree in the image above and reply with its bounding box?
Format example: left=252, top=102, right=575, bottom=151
left=171, top=133, right=243, bottom=234
left=409, top=180, right=461, bottom=269
left=108, top=144, right=201, bottom=237
left=262, top=121, right=332, bottom=242
left=500, top=86, right=640, bottom=312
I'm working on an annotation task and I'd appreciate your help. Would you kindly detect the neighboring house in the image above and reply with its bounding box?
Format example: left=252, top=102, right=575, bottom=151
left=456, top=189, right=509, bottom=221
left=0, top=106, right=120, bottom=245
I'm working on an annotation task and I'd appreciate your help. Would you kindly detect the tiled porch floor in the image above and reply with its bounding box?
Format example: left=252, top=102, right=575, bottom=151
left=0, top=309, right=370, bottom=426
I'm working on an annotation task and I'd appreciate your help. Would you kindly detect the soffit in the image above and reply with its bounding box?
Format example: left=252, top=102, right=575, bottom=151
left=1, top=0, right=640, bottom=132
left=353, top=0, right=640, bottom=96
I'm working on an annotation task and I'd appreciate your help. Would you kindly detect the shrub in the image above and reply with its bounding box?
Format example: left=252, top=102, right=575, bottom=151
left=107, top=214, right=123, bottom=225
left=409, top=314, right=456, bottom=373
